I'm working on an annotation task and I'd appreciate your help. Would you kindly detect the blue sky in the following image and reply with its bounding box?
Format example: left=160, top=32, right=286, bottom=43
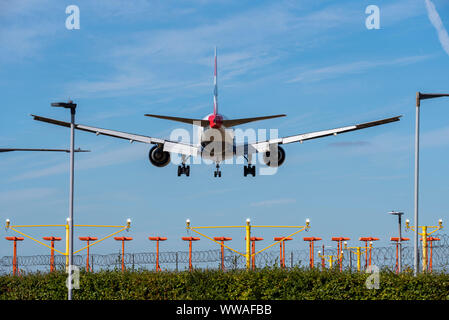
left=1, top=0, right=449, bottom=258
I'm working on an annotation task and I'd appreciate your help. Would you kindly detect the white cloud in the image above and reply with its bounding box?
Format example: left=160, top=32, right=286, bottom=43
left=0, top=0, right=58, bottom=60
left=425, top=0, right=449, bottom=56
left=381, top=0, right=425, bottom=25
left=328, top=141, right=371, bottom=148
left=0, top=187, right=56, bottom=202
left=0, top=24, right=56, bottom=60
left=9, top=144, right=147, bottom=181
left=250, top=198, right=296, bottom=207
left=69, top=74, right=151, bottom=98
left=65, top=2, right=354, bottom=98
left=58, top=0, right=433, bottom=98
left=0, top=0, right=53, bottom=18
left=421, top=125, right=449, bottom=148
left=287, top=55, right=433, bottom=83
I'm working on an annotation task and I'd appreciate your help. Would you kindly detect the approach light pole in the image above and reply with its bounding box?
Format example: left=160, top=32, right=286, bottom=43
left=414, top=92, right=449, bottom=276
left=388, top=211, right=404, bottom=273
left=51, top=100, right=77, bottom=300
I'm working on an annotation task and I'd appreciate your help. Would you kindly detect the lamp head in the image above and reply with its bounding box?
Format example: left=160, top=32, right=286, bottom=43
left=305, top=218, right=310, bottom=228
left=246, top=218, right=250, bottom=225
left=5, top=219, right=10, bottom=229
left=439, top=218, right=443, bottom=228
left=186, top=219, right=190, bottom=228
left=51, top=101, right=77, bottom=109
left=405, top=219, right=410, bottom=229
left=126, top=218, right=131, bottom=228
left=388, top=211, right=404, bottom=216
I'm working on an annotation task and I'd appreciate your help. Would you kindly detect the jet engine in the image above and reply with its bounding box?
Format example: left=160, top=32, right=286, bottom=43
left=148, top=145, right=170, bottom=167
left=263, top=145, right=285, bottom=167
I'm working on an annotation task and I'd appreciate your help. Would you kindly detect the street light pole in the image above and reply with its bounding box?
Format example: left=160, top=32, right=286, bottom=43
left=414, top=92, right=449, bottom=276
left=414, top=93, right=420, bottom=276
left=51, top=100, right=77, bottom=299
left=398, top=214, right=402, bottom=273
left=68, top=105, right=75, bottom=300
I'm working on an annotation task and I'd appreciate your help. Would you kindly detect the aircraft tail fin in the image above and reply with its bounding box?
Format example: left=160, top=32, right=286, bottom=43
left=213, top=46, right=218, bottom=115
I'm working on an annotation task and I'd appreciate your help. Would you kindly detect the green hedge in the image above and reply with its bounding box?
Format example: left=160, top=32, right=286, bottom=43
left=1, top=268, right=449, bottom=300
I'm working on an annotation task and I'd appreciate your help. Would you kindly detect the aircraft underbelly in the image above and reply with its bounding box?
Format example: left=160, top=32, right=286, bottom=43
left=200, top=128, right=234, bottom=161
left=201, top=141, right=234, bottom=161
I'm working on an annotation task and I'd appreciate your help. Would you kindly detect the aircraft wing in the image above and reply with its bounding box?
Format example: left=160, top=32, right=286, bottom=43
left=0, top=148, right=89, bottom=153
left=239, top=116, right=402, bottom=154
left=31, top=115, right=200, bottom=157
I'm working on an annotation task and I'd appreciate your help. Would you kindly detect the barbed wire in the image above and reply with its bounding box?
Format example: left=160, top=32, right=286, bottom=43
left=1, top=234, right=448, bottom=273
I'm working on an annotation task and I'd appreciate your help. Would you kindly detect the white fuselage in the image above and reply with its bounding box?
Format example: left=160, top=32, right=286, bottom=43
left=198, top=113, right=235, bottom=162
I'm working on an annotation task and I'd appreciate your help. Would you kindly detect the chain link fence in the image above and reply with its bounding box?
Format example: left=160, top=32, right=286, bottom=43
left=1, top=233, right=448, bottom=274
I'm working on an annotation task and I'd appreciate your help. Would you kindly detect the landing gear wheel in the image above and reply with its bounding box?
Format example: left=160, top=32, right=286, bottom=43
left=214, top=163, right=222, bottom=178
left=243, top=165, right=256, bottom=177
left=177, top=164, right=190, bottom=177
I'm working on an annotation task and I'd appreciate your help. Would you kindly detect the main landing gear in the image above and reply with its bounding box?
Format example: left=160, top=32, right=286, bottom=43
left=177, top=163, right=190, bottom=177
left=214, top=163, right=222, bottom=178
left=243, top=155, right=256, bottom=177
left=243, top=164, right=256, bottom=177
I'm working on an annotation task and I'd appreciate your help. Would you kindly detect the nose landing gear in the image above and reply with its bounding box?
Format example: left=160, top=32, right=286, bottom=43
left=214, top=163, right=222, bottom=177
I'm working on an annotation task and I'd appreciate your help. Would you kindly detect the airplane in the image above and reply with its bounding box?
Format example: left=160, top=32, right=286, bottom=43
left=31, top=48, right=401, bottom=177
